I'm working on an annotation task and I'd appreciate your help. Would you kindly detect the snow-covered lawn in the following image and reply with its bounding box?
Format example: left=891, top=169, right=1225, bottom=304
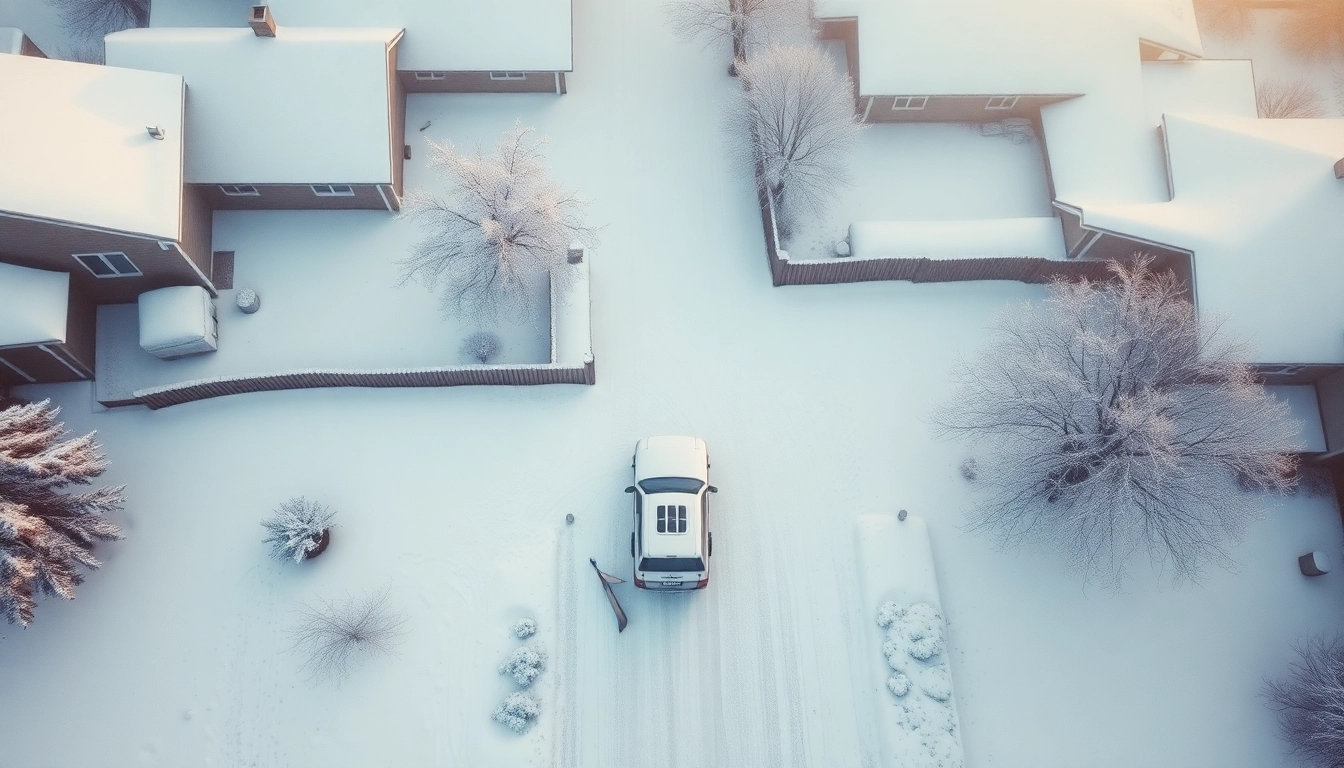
left=3, top=1, right=1344, bottom=767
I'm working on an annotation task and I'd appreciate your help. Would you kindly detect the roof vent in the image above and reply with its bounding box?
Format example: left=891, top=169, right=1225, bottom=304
left=146, top=125, right=164, bottom=140
left=1335, top=157, right=1344, bottom=180
left=249, top=5, right=276, bottom=37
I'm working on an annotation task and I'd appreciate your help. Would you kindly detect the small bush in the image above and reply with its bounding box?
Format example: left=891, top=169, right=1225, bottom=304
left=959, top=457, right=978, bottom=482
left=887, top=673, right=911, bottom=697
left=262, top=497, right=336, bottom=563
left=499, top=645, right=546, bottom=687
left=292, top=590, right=406, bottom=681
left=1266, top=637, right=1344, bottom=766
left=512, top=618, right=538, bottom=639
left=460, top=331, right=503, bottom=364
left=920, top=665, right=954, bottom=702
left=492, top=692, right=539, bottom=733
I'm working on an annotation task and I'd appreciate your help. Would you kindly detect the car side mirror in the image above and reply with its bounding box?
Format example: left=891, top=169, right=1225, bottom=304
left=707, top=486, right=718, bottom=494
left=625, top=486, right=636, bottom=494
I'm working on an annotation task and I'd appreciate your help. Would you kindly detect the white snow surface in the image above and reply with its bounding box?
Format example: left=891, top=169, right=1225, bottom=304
left=0, top=53, right=184, bottom=237
left=848, top=217, right=1066, bottom=261
left=0, top=263, right=68, bottom=348
left=147, top=0, right=573, bottom=73
left=859, top=514, right=964, bottom=767
left=5, top=0, right=1344, bottom=766
left=105, top=27, right=399, bottom=185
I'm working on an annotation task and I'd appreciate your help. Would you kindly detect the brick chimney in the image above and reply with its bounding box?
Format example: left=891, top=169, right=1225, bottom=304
left=249, top=5, right=276, bottom=37
left=1335, top=157, right=1344, bottom=179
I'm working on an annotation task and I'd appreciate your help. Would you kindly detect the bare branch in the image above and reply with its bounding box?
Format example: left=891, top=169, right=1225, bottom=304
left=1266, top=636, right=1344, bottom=765
left=935, top=257, right=1301, bottom=588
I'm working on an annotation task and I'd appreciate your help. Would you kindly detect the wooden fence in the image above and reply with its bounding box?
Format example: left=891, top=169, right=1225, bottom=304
left=756, top=177, right=1114, bottom=287
left=132, top=358, right=596, bottom=410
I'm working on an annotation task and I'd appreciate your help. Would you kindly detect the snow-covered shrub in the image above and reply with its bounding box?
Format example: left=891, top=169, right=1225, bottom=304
left=262, top=497, right=336, bottom=563
left=880, top=602, right=945, bottom=661
left=1266, top=636, right=1344, bottom=766
left=959, top=457, right=977, bottom=482
left=887, top=673, right=911, bottom=697
left=461, top=331, right=502, bottom=364
left=920, top=665, right=954, bottom=703
left=292, top=589, right=406, bottom=681
left=882, top=639, right=903, bottom=670
left=512, top=618, right=537, bottom=639
left=492, top=692, right=539, bottom=733
left=499, top=645, right=546, bottom=687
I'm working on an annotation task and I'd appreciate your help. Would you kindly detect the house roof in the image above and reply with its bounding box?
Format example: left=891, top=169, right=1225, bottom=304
left=147, top=0, right=573, bottom=73
left=0, top=53, right=184, bottom=239
left=105, top=26, right=401, bottom=186
left=0, top=263, right=69, bottom=349
left=1080, top=115, right=1344, bottom=365
left=1, top=27, right=27, bottom=54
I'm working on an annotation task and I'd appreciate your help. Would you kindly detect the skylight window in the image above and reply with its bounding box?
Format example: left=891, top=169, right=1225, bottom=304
left=891, top=96, right=927, bottom=110
left=489, top=72, right=527, bottom=81
left=219, top=185, right=259, bottom=196
left=986, top=96, right=1020, bottom=110
left=415, top=71, right=447, bottom=80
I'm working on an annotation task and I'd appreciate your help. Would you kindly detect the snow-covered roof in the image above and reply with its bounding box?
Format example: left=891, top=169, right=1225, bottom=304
left=105, top=27, right=401, bottom=186
left=0, top=54, right=184, bottom=238
left=1, top=27, right=27, bottom=54
left=147, top=0, right=573, bottom=73
left=0, top=263, right=69, bottom=348
left=1080, top=115, right=1344, bottom=365
left=816, top=0, right=1201, bottom=97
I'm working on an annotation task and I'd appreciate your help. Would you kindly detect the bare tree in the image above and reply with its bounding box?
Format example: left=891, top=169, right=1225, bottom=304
left=1257, top=77, right=1328, bottom=117
left=1280, top=0, right=1344, bottom=60
left=48, top=0, right=148, bottom=39
left=460, top=331, right=502, bottom=364
left=1267, top=636, right=1344, bottom=766
left=0, top=400, right=124, bottom=626
left=399, top=124, right=597, bottom=323
left=733, top=44, right=864, bottom=239
left=667, top=0, right=815, bottom=73
left=935, top=259, right=1300, bottom=586
left=292, top=589, right=406, bottom=681
left=1193, top=0, right=1257, bottom=38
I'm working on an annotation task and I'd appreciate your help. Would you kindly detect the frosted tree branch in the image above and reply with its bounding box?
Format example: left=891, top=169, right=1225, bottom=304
left=934, top=258, right=1300, bottom=587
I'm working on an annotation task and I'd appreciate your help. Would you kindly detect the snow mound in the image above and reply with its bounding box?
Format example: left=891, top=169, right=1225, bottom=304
left=512, top=618, right=537, bottom=639
left=888, top=673, right=912, bottom=697
left=492, top=692, right=539, bottom=733
left=920, top=665, right=953, bottom=703
left=498, top=645, right=546, bottom=687
left=878, top=601, right=946, bottom=661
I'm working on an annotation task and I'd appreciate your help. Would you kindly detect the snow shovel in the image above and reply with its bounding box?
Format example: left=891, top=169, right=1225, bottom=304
left=590, top=558, right=628, bottom=633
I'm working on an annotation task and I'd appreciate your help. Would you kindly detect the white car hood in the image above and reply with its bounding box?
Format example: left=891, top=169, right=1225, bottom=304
left=636, top=435, right=708, bottom=481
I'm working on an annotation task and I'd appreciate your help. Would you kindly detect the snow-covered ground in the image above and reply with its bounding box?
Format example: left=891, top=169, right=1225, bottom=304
left=4, top=1, right=1344, bottom=767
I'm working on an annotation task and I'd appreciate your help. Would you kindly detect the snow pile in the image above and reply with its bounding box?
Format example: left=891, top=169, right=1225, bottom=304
left=875, top=600, right=960, bottom=766
left=498, top=646, right=546, bottom=687
left=512, top=618, right=537, bottom=639
left=493, top=618, right=545, bottom=734
left=492, top=692, right=540, bottom=734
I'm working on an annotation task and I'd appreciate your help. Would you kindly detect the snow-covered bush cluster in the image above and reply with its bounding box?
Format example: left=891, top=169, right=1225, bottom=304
left=262, top=497, right=336, bottom=563
left=499, top=645, right=546, bottom=687
left=958, top=457, right=977, bottom=482
left=876, top=601, right=962, bottom=767
left=512, top=617, right=537, bottom=639
left=494, top=617, right=545, bottom=733
left=460, top=331, right=502, bottom=364
left=492, top=692, right=540, bottom=734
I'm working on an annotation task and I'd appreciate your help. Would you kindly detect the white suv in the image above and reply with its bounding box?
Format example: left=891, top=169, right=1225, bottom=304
left=626, top=436, right=717, bottom=590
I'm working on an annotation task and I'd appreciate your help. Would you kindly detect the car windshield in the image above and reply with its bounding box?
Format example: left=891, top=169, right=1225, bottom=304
left=640, top=557, right=706, bottom=572
left=638, top=477, right=704, bottom=494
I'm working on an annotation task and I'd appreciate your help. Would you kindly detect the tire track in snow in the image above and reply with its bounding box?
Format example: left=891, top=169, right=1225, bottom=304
left=555, top=525, right=579, bottom=768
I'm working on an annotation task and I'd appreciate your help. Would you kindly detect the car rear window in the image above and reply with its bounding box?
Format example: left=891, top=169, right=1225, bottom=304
left=640, top=557, right=705, bottom=572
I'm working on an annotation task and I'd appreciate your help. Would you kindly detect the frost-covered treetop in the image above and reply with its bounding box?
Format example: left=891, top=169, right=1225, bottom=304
left=262, top=497, right=336, bottom=563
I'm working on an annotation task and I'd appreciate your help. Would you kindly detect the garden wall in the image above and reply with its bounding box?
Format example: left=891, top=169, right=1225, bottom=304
left=118, top=256, right=595, bottom=410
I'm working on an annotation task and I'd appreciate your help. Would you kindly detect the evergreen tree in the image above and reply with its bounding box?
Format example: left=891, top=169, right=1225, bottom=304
left=0, top=400, right=124, bottom=626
